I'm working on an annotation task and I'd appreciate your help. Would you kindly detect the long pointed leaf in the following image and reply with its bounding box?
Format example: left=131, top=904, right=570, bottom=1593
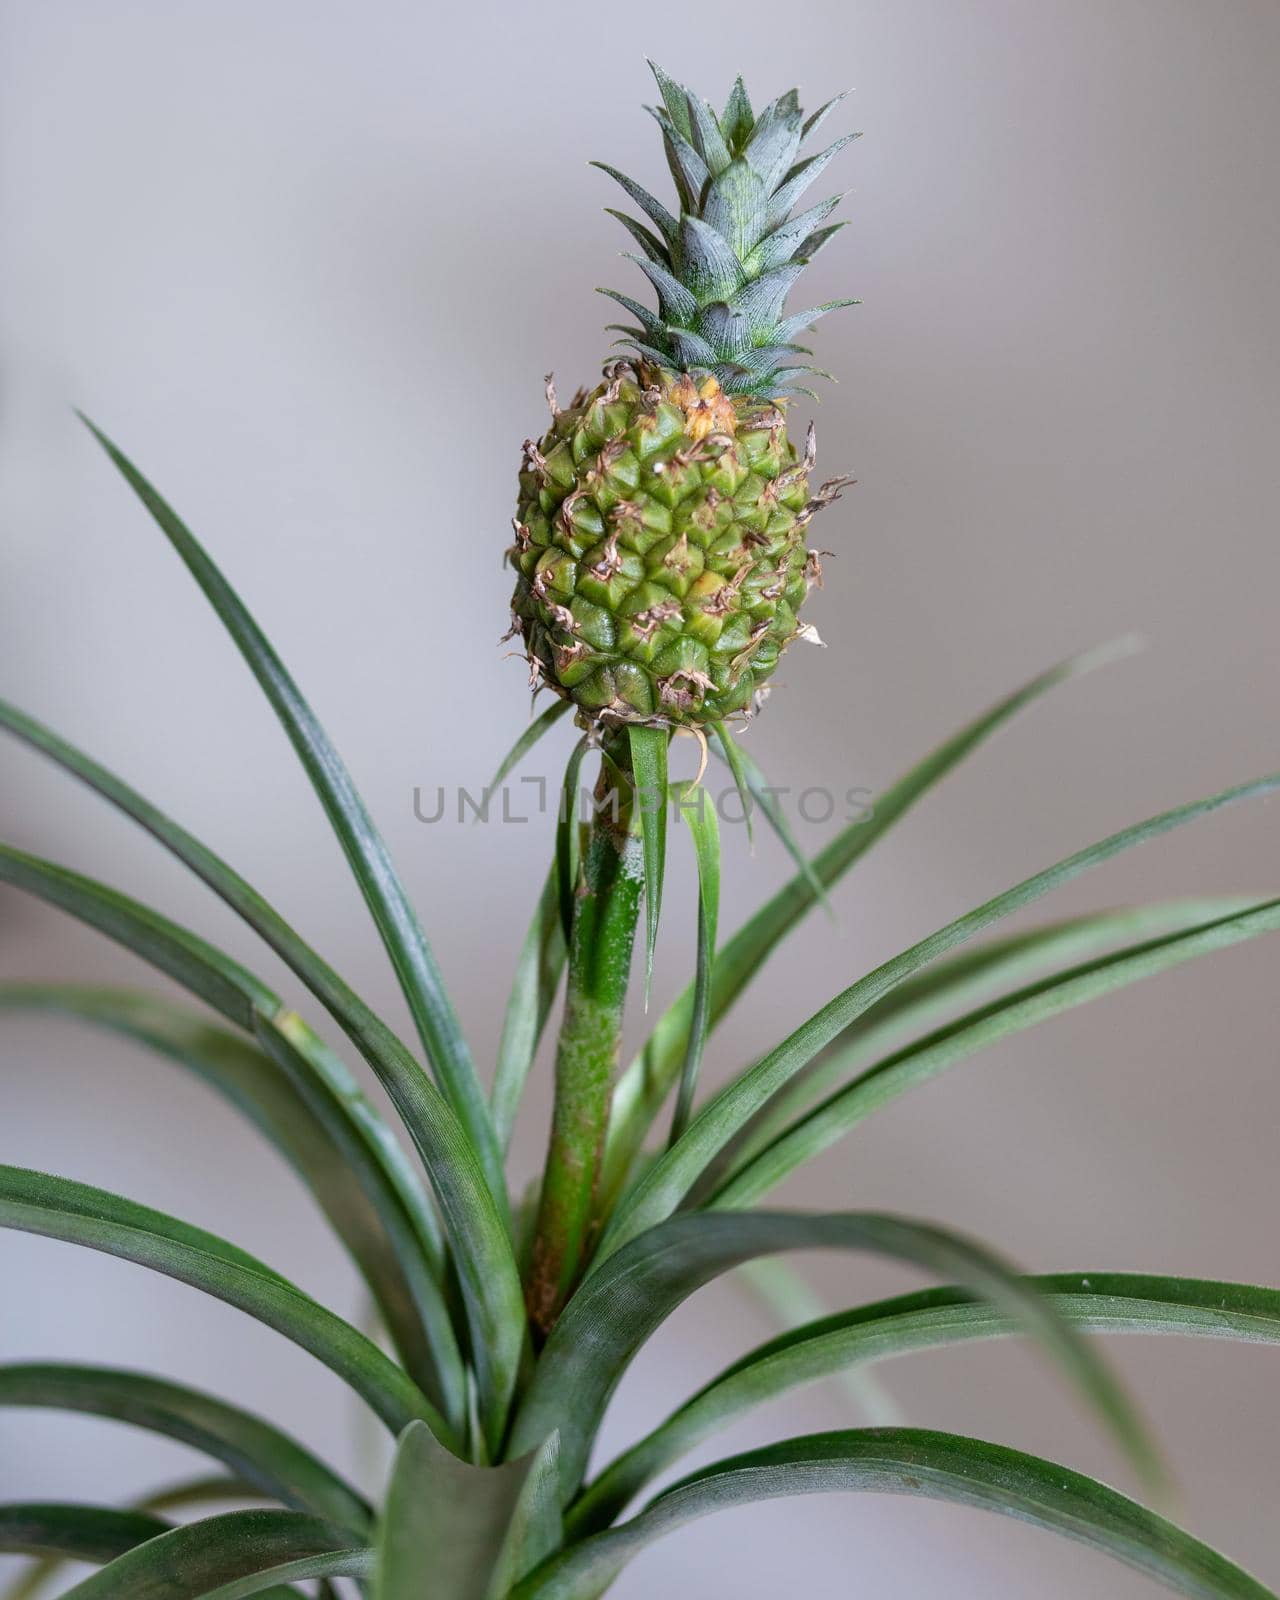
left=492, top=864, right=567, bottom=1152
left=718, top=896, right=1259, bottom=1173
left=510, top=1209, right=1161, bottom=1504
left=0, top=1166, right=442, bottom=1440
left=0, top=1364, right=370, bottom=1535
left=711, top=722, right=826, bottom=907
left=0, top=983, right=462, bottom=1423
left=0, top=1482, right=272, bottom=1600
left=601, top=769, right=1280, bottom=1258
left=556, top=737, right=589, bottom=946
left=58, top=1509, right=357, bottom=1599
left=603, top=640, right=1141, bottom=1199
left=732, top=1257, right=901, bottom=1423
left=0, top=700, right=455, bottom=1283
left=517, top=1430, right=1275, bottom=1600
left=715, top=896, right=1280, bottom=1206
left=627, top=727, right=668, bottom=1006
left=0, top=844, right=524, bottom=1456
left=76, top=418, right=504, bottom=1209
left=668, top=781, right=720, bottom=1145
left=199, top=1549, right=374, bottom=1599
left=0, top=1506, right=167, bottom=1564
left=574, top=1271, right=1280, bottom=1532
left=487, top=701, right=573, bottom=794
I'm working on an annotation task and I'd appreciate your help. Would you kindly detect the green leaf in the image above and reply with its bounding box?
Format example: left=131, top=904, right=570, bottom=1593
left=486, top=1435, right=564, bottom=1600
left=135, top=1478, right=270, bottom=1514
left=732, top=1258, right=901, bottom=1424
left=0, top=1364, right=370, bottom=1535
left=373, top=1421, right=558, bottom=1600
left=684, top=93, right=732, bottom=177
left=678, top=216, right=743, bottom=302
left=0, top=1505, right=167, bottom=1563
left=0, top=842, right=276, bottom=1025
left=573, top=1271, right=1280, bottom=1533
left=646, top=59, right=693, bottom=142
left=517, top=1431, right=1276, bottom=1600
left=0, top=1482, right=276, bottom=1600
left=707, top=720, right=753, bottom=846
left=488, top=701, right=573, bottom=794
left=57, top=1509, right=359, bottom=1599
left=590, top=164, right=679, bottom=245
left=601, top=767, right=1280, bottom=1259
left=556, top=736, right=590, bottom=946
left=492, top=863, right=567, bottom=1152
left=0, top=984, right=463, bottom=1426
left=667, top=781, right=720, bottom=1145
left=0, top=699, right=457, bottom=1276
left=198, top=1549, right=374, bottom=1599
left=603, top=640, right=1141, bottom=1202
left=0, top=843, right=524, bottom=1457
left=76, top=418, right=505, bottom=1212
left=719, top=76, right=753, bottom=152
left=711, top=722, right=827, bottom=908
left=0, top=1166, right=441, bottom=1440
left=714, top=896, right=1280, bottom=1207
left=718, top=897, right=1259, bottom=1172
left=510, top=1209, right=1161, bottom=1505
left=627, top=726, right=669, bottom=1006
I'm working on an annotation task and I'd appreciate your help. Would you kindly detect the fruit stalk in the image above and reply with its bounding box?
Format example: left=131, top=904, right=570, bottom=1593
left=526, top=732, right=645, bottom=1334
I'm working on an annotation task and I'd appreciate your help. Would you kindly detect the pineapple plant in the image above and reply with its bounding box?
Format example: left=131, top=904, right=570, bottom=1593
left=2, top=57, right=1279, bottom=1600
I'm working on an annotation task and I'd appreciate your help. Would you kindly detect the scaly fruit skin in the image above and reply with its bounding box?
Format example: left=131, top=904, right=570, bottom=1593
left=510, top=362, right=845, bottom=727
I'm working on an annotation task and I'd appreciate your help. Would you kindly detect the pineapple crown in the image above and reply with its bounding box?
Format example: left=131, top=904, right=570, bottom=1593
left=595, top=61, right=859, bottom=400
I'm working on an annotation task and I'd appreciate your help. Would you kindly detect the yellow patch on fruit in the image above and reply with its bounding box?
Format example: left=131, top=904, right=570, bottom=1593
left=669, top=374, right=738, bottom=442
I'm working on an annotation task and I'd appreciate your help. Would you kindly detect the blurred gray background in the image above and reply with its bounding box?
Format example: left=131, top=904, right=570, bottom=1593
left=2, top=0, right=1278, bottom=1592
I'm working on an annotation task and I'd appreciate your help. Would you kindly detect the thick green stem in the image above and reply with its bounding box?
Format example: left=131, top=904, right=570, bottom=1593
left=527, top=739, right=644, bottom=1334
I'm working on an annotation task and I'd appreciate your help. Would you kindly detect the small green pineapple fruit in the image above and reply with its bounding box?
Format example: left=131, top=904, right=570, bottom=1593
left=508, top=64, right=857, bottom=728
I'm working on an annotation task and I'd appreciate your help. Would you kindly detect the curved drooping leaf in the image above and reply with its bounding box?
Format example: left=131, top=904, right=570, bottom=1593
left=516, top=1430, right=1276, bottom=1600
left=0, top=698, right=515, bottom=1407
left=0, top=1364, right=370, bottom=1535
left=715, top=896, right=1280, bottom=1206
left=600, top=769, right=1280, bottom=1257
left=57, top=1509, right=358, bottom=1599
left=0, top=1166, right=439, bottom=1439
left=667, top=780, right=720, bottom=1145
left=0, top=1505, right=167, bottom=1563
left=730, top=1256, right=902, bottom=1425
left=711, top=721, right=827, bottom=904
left=0, top=696, right=457, bottom=1269
left=373, top=1421, right=560, bottom=1600
left=603, top=638, right=1141, bottom=1197
left=0, top=844, right=523, bottom=1457
left=716, top=896, right=1260, bottom=1175
left=573, top=1272, right=1280, bottom=1533
left=492, top=862, right=567, bottom=1152
left=708, top=721, right=753, bottom=846
left=487, top=699, right=573, bottom=793
left=130, top=1478, right=269, bottom=1514
left=0, top=1481, right=268, bottom=1600
left=0, top=844, right=277, bottom=1024
left=0, top=695, right=461, bottom=1285
left=510, top=1210, right=1160, bottom=1503
left=197, top=1548, right=374, bottom=1599
left=77, top=419, right=504, bottom=1208
left=0, top=984, right=460, bottom=1421
left=628, top=726, right=669, bottom=1005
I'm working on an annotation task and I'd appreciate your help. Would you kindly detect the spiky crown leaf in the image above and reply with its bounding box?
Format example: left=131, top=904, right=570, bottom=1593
left=594, top=62, right=858, bottom=400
